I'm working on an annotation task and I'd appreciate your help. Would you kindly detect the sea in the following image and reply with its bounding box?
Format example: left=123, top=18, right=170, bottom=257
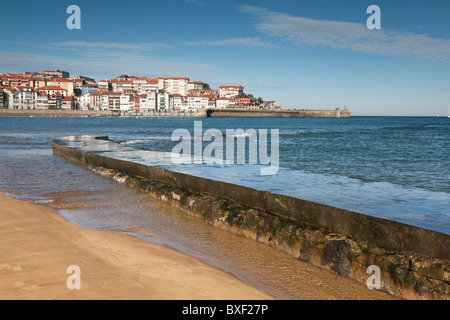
left=0, top=115, right=449, bottom=299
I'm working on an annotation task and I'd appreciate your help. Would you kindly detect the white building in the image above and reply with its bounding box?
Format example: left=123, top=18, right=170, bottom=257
left=3, top=87, right=19, bottom=109
left=156, top=90, right=171, bottom=111
left=120, top=93, right=132, bottom=112
left=36, top=91, right=49, bottom=110
left=171, top=94, right=185, bottom=111
left=219, top=85, right=244, bottom=98
left=216, top=97, right=229, bottom=109
left=77, top=93, right=91, bottom=110
left=143, top=78, right=159, bottom=94
left=17, top=86, right=36, bottom=109
left=146, top=91, right=157, bottom=111
left=187, top=81, right=206, bottom=91
left=157, top=76, right=189, bottom=96
left=187, top=95, right=209, bottom=109
left=102, top=92, right=121, bottom=111
left=98, top=80, right=111, bottom=91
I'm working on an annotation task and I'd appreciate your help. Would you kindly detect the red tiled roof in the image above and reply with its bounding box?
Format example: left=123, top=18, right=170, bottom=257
left=157, top=76, right=189, bottom=80
left=16, top=86, right=35, bottom=92
left=37, top=86, right=67, bottom=91
left=219, top=85, right=243, bottom=89
left=3, top=87, right=18, bottom=92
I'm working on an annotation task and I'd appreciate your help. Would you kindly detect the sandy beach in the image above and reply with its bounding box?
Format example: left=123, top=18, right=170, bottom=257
left=0, top=192, right=273, bottom=300
left=0, top=191, right=399, bottom=300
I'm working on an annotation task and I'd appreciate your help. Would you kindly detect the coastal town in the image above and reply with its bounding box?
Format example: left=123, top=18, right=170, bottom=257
left=0, top=70, right=280, bottom=114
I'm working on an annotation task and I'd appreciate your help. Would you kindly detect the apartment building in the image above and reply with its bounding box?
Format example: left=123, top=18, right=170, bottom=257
left=40, top=69, right=69, bottom=79
left=120, top=93, right=133, bottom=112
left=98, top=80, right=112, bottom=92
left=101, top=91, right=121, bottom=111
left=157, top=76, right=189, bottom=96
left=146, top=91, right=157, bottom=111
left=61, top=96, right=75, bottom=110
left=187, top=95, right=210, bottom=109
left=219, top=85, right=244, bottom=98
left=3, top=87, right=19, bottom=109
left=82, top=83, right=99, bottom=95
left=187, top=81, right=206, bottom=90
left=36, top=91, right=48, bottom=110
left=48, top=94, right=63, bottom=110
left=89, top=91, right=103, bottom=110
left=36, top=86, right=67, bottom=97
left=216, top=97, right=235, bottom=109
left=0, top=86, right=5, bottom=108
left=17, top=86, right=37, bottom=109
left=172, top=94, right=185, bottom=111
left=156, top=90, right=170, bottom=111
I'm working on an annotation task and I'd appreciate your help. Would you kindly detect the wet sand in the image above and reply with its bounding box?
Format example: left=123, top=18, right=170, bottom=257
left=0, top=192, right=273, bottom=300
left=0, top=192, right=396, bottom=300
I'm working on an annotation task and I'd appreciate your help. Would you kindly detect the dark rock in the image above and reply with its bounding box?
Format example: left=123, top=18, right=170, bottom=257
left=388, top=263, right=410, bottom=282
left=321, top=240, right=352, bottom=276
left=414, top=280, right=426, bottom=296
left=299, top=241, right=313, bottom=262
left=242, top=209, right=259, bottom=228
left=264, top=215, right=280, bottom=234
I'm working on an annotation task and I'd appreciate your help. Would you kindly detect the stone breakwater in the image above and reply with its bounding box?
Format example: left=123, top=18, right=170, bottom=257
left=205, top=108, right=351, bottom=118
left=52, top=136, right=449, bottom=300
left=91, top=168, right=450, bottom=300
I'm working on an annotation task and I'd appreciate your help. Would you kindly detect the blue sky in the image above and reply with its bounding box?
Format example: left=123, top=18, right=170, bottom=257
left=1, top=0, right=450, bottom=115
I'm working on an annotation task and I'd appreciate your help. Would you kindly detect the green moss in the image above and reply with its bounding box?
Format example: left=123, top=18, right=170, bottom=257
left=273, top=223, right=283, bottom=235
left=346, top=251, right=360, bottom=261
left=226, top=211, right=243, bottom=227
left=219, top=201, right=241, bottom=213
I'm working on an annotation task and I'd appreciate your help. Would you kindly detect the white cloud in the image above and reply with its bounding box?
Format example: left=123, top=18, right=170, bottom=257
left=10, top=41, right=174, bottom=57
left=240, top=5, right=450, bottom=62
left=183, top=37, right=279, bottom=49
left=0, top=49, right=214, bottom=81
left=49, top=41, right=173, bottom=51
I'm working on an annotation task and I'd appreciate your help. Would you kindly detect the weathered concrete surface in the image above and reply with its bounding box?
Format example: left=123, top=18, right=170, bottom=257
left=206, top=108, right=351, bottom=118
left=52, top=136, right=450, bottom=300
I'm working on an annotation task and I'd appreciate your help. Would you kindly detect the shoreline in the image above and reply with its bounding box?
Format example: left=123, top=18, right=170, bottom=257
left=0, top=109, right=114, bottom=117
left=0, top=108, right=350, bottom=118
left=0, top=191, right=274, bottom=300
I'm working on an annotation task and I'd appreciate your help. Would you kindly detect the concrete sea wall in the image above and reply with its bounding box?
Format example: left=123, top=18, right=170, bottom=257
left=52, top=137, right=449, bottom=300
left=206, top=109, right=351, bottom=118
